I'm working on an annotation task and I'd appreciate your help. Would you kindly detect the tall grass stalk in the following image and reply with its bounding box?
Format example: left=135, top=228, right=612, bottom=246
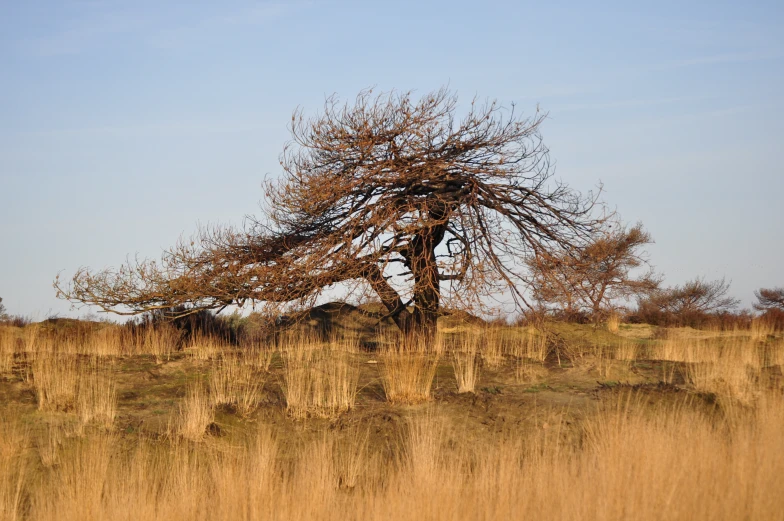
left=210, top=355, right=265, bottom=416
left=0, top=328, right=14, bottom=374
left=281, top=339, right=359, bottom=419
left=0, top=418, right=27, bottom=521
left=452, top=345, right=479, bottom=393
left=380, top=343, right=439, bottom=404
left=76, top=361, right=117, bottom=430
left=185, top=331, right=226, bottom=361
left=174, top=384, right=215, bottom=441
left=606, top=312, right=621, bottom=334
left=1, top=393, right=783, bottom=520
left=32, top=354, right=79, bottom=411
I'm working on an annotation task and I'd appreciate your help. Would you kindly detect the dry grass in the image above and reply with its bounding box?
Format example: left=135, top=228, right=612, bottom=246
left=2, top=322, right=191, bottom=359
left=30, top=354, right=117, bottom=429
left=613, top=340, right=637, bottom=361
left=244, top=342, right=274, bottom=371
left=449, top=331, right=481, bottom=393
left=20, top=325, right=42, bottom=356
left=82, top=327, right=124, bottom=357
left=36, top=422, right=68, bottom=469
left=452, top=349, right=480, bottom=393
left=606, top=312, right=620, bottom=333
left=507, top=327, right=548, bottom=383
left=750, top=318, right=777, bottom=340
left=185, top=330, right=227, bottom=361
left=2, top=321, right=784, bottom=520
left=210, top=354, right=265, bottom=416
left=173, top=383, right=215, bottom=441
left=0, top=418, right=27, bottom=521
left=281, top=338, right=360, bottom=419
left=660, top=360, right=677, bottom=384
left=380, top=343, right=439, bottom=404
left=76, top=361, right=117, bottom=430
left=594, top=344, right=615, bottom=379
left=31, top=354, right=79, bottom=411
left=686, top=360, right=757, bottom=402
left=4, top=392, right=781, bottom=521
left=405, top=412, right=445, bottom=485
left=521, top=327, right=548, bottom=362
left=29, top=433, right=115, bottom=521
left=0, top=328, right=15, bottom=374
left=137, top=324, right=179, bottom=361
left=479, top=328, right=504, bottom=368
left=652, top=329, right=784, bottom=402
left=296, top=427, right=370, bottom=494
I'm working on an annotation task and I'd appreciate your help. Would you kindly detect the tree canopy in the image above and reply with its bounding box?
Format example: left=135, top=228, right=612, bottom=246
left=56, top=88, right=604, bottom=337
left=753, top=287, right=784, bottom=312
left=637, top=277, right=740, bottom=322
left=526, top=221, right=661, bottom=319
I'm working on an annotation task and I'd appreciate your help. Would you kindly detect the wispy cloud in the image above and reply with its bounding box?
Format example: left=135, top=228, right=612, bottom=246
left=18, top=10, right=148, bottom=57
left=552, top=95, right=712, bottom=113
left=14, top=2, right=301, bottom=57
left=636, top=51, right=783, bottom=73
left=514, top=84, right=601, bottom=100
left=148, top=3, right=294, bottom=51
left=7, top=120, right=274, bottom=139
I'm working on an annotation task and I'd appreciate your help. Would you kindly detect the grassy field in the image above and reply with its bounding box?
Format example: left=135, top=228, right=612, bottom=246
left=0, top=317, right=782, bottom=520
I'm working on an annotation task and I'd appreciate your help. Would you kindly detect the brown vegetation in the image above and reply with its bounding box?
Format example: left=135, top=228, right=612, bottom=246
left=56, top=87, right=605, bottom=339
left=754, top=287, right=784, bottom=330
left=1, top=308, right=783, bottom=520
left=754, top=287, right=784, bottom=312
left=635, top=277, right=741, bottom=327
left=526, top=221, right=661, bottom=320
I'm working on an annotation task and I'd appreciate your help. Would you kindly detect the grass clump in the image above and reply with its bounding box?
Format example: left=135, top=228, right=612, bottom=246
left=281, top=337, right=360, bottom=419
left=381, top=342, right=439, bottom=404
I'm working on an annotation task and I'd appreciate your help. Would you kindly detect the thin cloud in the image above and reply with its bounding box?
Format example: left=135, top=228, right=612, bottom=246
left=7, top=120, right=274, bottom=139
left=642, top=51, right=782, bottom=72
left=147, top=3, right=298, bottom=51
left=15, top=2, right=301, bottom=57
left=17, top=12, right=147, bottom=57
left=553, top=95, right=712, bottom=113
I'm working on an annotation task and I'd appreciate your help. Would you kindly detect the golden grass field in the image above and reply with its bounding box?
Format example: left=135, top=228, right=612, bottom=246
left=0, top=317, right=782, bottom=520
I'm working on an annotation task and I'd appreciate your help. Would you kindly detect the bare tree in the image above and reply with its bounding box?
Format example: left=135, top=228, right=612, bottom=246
left=525, top=221, right=661, bottom=319
left=753, top=287, right=784, bottom=312
left=0, top=297, right=6, bottom=320
left=56, top=88, right=604, bottom=338
left=639, top=277, right=740, bottom=318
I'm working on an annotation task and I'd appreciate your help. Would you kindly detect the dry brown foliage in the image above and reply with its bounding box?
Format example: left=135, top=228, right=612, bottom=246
left=526, top=221, right=660, bottom=319
left=637, top=277, right=740, bottom=327
left=56, top=87, right=603, bottom=339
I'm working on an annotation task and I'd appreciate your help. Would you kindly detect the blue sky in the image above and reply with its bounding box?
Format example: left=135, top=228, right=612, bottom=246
left=1, top=1, right=782, bottom=318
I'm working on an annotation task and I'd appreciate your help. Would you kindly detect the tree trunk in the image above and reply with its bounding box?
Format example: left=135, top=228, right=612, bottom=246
left=366, top=200, right=450, bottom=343
left=411, top=273, right=440, bottom=342
left=362, top=264, right=413, bottom=334
left=407, top=212, right=448, bottom=344
left=592, top=284, right=608, bottom=322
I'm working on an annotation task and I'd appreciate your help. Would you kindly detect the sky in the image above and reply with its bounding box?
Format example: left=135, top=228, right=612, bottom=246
left=0, top=0, right=782, bottom=319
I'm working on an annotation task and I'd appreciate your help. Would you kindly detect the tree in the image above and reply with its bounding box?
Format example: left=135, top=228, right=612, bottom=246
left=525, top=221, right=661, bottom=319
left=637, top=277, right=740, bottom=325
left=753, top=287, right=784, bottom=312
left=56, top=88, right=603, bottom=338
left=0, top=297, right=7, bottom=320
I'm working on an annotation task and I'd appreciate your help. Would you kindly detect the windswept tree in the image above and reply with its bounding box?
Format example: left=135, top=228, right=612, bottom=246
left=56, top=88, right=603, bottom=338
left=753, top=287, right=784, bottom=312
left=525, top=221, right=661, bottom=319
left=637, top=277, right=740, bottom=326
